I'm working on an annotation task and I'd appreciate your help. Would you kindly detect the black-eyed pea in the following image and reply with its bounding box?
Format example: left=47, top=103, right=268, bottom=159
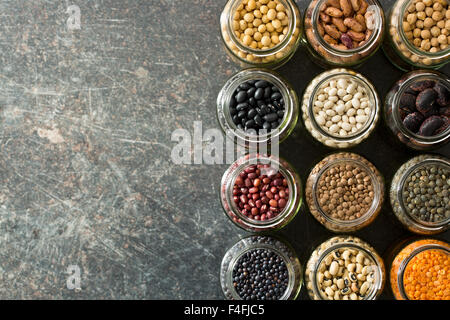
left=356, top=263, right=363, bottom=273
left=363, top=257, right=371, bottom=265
left=331, top=284, right=338, bottom=291
left=324, top=279, right=332, bottom=287
left=351, top=282, right=359, bottom=292
left=360, top=281, right=370, bottom=296
left=330, top=261, right=339, bottom=275
left=325, top=287, right=334, bottom=297
left=356, top=252, right=365, bottom=264
left=337, top=278, right=345, bottom=289
left=357, top=273, right=366, bottom=281
left=334, top=291, right=341, bottom=300
left=350, top=292, right=358, bottom=300
left=324, top=270, right=332, bottom=278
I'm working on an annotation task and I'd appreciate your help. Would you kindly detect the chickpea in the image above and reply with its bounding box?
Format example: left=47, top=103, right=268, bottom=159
left=430, top=26, right=441, bottom=37
left=416, top=2, right=426, bottom=12
left=407, top=13, right=418, bottom=24
left=423, top=17, right=435, bottom=28
left=437, top=34, right=448, bottom=44
left=430, top=37, right=439, bottom=46
left=424, top=7, right=433, bottom=17
left=417, top=11, right=426, bottom=20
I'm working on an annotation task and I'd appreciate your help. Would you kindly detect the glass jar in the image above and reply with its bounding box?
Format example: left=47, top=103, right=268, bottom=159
left=383, top=0, right=450, bottom=71
left=301, top=68, right=380, bottom=149
left=384, top=70, right=450, bottom=150
left=390, top=154, right=450, bottom=235
left=217, top=68, right=299, bottom=148
left=220, top=153, right=302, bottom=232
left=220, top=235, right=303, bottom=300
left=220, top=0, right=302, bottom=69
left=305, top=236, right=385, bottom=300
left=303, top=0, right=385, bottom=68
left=305, top=152, right=384, bottom=232
left=389, top=238, right=450, bottom=300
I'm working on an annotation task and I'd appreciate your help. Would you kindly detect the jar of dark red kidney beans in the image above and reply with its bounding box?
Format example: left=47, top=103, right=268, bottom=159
left=384, top=69, right=450, bottom=150
left=220, top=153, right=302, bottom=232
left=217, top=68, right=299, bottom=148
left=220, top=235, right=303, bottom=300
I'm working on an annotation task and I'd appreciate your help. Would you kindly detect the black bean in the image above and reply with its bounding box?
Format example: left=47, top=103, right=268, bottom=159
left=247, top=108, right=257, bottom=119
left=264, top=113, right=278, bottom=122
left=238, top=110, right=247, bottom=119
left=245, top=119, right=255, bottom=128
left=277, top=111, right=284, bottom=118
left=236, top=91, right=247, bottom=103
left=232, top=115, right=239, bottom=124
left=261, top=105, right=270, bottom=115
left=254, top=88, right=264, bottom=100
left=263, top=121, right=271, bottom=130
left=254, top=115, right=263, bottom=126
left=255, top=80, right=269, bottom=88
left=271, top=92, right=282, bottom=101
left=247, top=87, right=256, bottom=97
left=230, top=106, right=237, bottom=116
left=239, top=82, right=251, bottom=90
left=236, top=103, right=249, bottom=111
left=248, top=97, right=257, bottom=107
left=264, top=87, right=272, bottom=99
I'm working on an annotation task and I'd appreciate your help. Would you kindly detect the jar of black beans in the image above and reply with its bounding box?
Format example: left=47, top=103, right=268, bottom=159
left=217, top=68, right=299, bottom=147
left=220, top=153, right=302, bottom=232
left=220, top=235, right=303, bottom=300
left=384, top=70, right=450, bottom=150
left=390, top=154, right=450, bottom=235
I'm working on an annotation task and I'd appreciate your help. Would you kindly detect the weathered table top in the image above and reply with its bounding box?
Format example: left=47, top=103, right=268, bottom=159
left=0, top=0, right=448, bottom=299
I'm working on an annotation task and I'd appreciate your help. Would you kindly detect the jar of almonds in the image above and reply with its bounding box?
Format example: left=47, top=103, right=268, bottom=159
left=383, top=0, right=450, bottom=70
left=301, top=68, right=381, bottom=149
left=220, top=0, right=302, bottom=69
left=303, top=0, right=385, bottom=67
left=305, top=152, right=385, bottom=232
left=305, top=236, right=385, bottom=300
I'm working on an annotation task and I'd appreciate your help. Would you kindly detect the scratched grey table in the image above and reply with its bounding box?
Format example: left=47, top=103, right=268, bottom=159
left=0, top=0, right=448, bottom=300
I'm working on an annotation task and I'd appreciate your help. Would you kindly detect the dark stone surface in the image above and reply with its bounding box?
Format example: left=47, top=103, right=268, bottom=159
left=0, top=0, right=448, bottom=299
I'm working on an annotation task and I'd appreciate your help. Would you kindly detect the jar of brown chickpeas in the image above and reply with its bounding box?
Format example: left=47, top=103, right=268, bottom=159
left=220, top=0, right=302, bottom=69
left=383, top=0, right=450, bottom=70
left=305, top=152, right=385, bottom=232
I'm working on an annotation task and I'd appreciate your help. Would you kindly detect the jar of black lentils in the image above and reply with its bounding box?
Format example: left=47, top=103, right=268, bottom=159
left=305, top=236, right=385, bottom=300
left=217, top=68, right=299, bottom=148
left=390, top=154, right=450, bottom=234
left=384, top=70, right=450, bottom=150
left=220, top=0, right=302, bottom=69
left=305, top=152, right=385, bottom=232
left=220, top=235, right=303, bottom=300
left=220, top=153, right=302, bottom=232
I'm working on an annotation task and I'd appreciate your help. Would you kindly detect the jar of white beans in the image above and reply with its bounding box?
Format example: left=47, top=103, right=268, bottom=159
left=301, top=68, right=380, bottom=148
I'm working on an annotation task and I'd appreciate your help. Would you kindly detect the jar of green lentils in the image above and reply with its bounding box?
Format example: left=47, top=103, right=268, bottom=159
left=220, top=0, right=302, bottom=69
left=390, top=154, right=450, bottom=234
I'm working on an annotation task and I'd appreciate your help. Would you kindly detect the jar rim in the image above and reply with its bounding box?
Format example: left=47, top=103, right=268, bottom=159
left=310, top=238, right=385, bottom=300
left=397, top=0, right=450, bottom=59
left=307, top=70, right=379, bottom=142
left=310, top=154, right=382, bottom=228
left=310, top=0, right=384, bottom=56
left=222, top=153, right=301, bottom=230
left=396, top=243, right=450, bottom=300
left=217, top=68, right=298, bottom=146
left=392, top=71, right=450, bottom=144
left=224, top=0, right=298, bottom=57
left=397, top=156, right=450, bottom=229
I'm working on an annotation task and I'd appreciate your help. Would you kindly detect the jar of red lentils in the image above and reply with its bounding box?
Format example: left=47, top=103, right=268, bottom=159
left=305, top=152, right=385, bottom=232
left=389, top=238, right=450, bottom=300
left=220, top=153, right=302, bottom=232
left=220, top=0, right=302, bottom=69
left=382, top=0, right=450, bottom=71
left=217, top=68, right=299, bottom=148
left=220, top=235, right=303, bottom=300
left=303, top=0, right=385, bottom=68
